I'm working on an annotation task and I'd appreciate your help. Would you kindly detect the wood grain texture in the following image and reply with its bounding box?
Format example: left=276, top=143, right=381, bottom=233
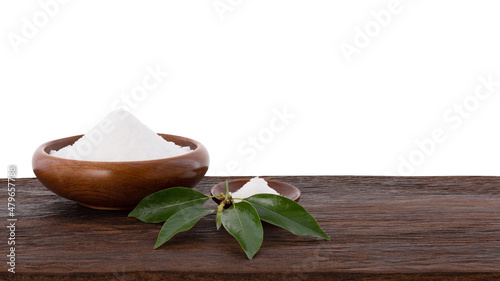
left=1, top=176, right=499, bottom=281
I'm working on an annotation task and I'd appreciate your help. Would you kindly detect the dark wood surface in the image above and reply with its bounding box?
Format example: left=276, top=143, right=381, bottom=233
left=1, top=176, right=499, bottom=280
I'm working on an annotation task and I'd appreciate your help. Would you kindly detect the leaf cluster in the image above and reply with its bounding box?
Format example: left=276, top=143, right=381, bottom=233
left=129, top=182, right=330, bottom=260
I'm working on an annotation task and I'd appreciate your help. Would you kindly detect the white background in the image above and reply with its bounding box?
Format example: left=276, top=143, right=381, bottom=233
left=2, top=0, right=500, bottom=178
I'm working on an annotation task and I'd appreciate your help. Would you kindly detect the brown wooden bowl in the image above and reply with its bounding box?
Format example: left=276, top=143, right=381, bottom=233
left=210, top=178, right=301, bottom=205
left=32, top=134, right=209, bottom=210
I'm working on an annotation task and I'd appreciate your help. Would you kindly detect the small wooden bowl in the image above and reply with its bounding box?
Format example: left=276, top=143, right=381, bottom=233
left=32, top=134, right=209, bottom=210
left=210, top=178, right=301, bottom=205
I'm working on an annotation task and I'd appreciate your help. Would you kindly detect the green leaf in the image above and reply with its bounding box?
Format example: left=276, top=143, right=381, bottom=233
left=244, top=194, right=330, bottom=240
left=221, top=202, right=263, bottom=260
left=154, top=206, right=214, bottom=249
left=129, top=187, right=209, bottom=223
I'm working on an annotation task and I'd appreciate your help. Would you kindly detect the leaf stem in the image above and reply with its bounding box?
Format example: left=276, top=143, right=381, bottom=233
left=225, top=180, right=230, bottom=198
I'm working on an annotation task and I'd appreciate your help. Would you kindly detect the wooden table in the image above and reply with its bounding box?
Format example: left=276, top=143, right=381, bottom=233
left=1, top=176, right=499, bottom=280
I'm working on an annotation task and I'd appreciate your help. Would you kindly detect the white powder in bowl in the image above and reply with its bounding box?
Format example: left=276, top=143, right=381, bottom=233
left=230, top=177, right=280, bottom=202
left=50, top=109, right=192, bottom=161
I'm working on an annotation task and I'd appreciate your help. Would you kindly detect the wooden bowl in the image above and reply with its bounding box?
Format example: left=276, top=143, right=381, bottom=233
left=210, top=178, right=301, bottom=205
left=32, top=134, right=209, bottom=210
